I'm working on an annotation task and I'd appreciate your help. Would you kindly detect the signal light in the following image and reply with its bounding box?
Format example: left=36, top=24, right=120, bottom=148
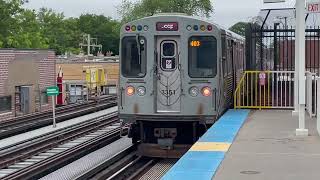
left=186, top=25, right=192, bottom=31
left=207, top=25, right=213, bottom=31
left=144, top=25, right=149, bottom=31
left=126, top=86, right=135, bottom=96
left=193, top=25, right=199, bottom=31
left=131, top=25, right=137, bottom=31
left=200, top=25, right=206, bottom=31
left=137, top=25, right=143, bottom=31
left=201, top=87, right=212, bottom=97
left=125, top=25, right=131, bottom=31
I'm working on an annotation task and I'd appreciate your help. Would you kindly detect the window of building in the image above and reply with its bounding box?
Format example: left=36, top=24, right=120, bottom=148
left=0, top=96, right=12, bottom=113
left=188, top=36, right=218, bottom=78
left=121, top=36, right=147, bottom=78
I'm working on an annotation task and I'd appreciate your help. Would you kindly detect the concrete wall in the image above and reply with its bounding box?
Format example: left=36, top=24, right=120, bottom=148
left=0, top=49, right=56, bottom=121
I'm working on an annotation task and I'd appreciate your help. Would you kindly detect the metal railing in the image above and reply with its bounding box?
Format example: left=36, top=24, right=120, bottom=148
left=234, top=71, right=295, bottom=109
left=306, top=71, right=318, bottom=117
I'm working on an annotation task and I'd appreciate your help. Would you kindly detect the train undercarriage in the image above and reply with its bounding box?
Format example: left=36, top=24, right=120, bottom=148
left=128, top=119, right=210, bottom=158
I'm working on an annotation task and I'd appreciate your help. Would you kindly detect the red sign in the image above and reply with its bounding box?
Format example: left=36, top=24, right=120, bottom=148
left=156, top=22, right=179, bottom=31
left=307, top=2, right=320, bottom=13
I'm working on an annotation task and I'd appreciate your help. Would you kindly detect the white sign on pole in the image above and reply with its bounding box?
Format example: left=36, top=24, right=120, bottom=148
left=263, top=0, right=285, bottom=3
left=307, top=2, right=320, bottom=13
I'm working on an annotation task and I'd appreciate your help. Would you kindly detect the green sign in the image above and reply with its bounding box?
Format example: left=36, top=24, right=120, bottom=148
left=47, top=86, right=59, bottom=96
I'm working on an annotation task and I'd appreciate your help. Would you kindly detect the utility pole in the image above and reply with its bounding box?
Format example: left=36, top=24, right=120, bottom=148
left=79, top=34, right=103, bottom=55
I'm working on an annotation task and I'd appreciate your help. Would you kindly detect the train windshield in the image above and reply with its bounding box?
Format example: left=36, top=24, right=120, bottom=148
left=121, top=36, right=147, bottom=77
left=188, top=36, right=217, bottom=78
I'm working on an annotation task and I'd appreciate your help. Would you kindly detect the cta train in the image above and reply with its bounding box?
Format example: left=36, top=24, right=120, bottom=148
left=118, top=13, right=245, bottom=158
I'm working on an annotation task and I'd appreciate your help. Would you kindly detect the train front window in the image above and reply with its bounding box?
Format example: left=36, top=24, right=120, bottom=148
left=121, top=36, right=147, bottom=77
left=188, top=36, right=217, bottom=78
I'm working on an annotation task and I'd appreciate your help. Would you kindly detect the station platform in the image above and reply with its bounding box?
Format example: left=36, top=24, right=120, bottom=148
left=163, top=110, right=320, bottom=180
left=0, top=107, right=118, bottom=149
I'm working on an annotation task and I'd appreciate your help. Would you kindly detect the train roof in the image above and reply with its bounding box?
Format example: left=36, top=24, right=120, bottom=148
left=127, top=13, right=245, bottom=41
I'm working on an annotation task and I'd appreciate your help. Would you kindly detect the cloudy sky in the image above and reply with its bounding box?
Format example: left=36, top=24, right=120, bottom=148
left=24, top=0, right=296, bottom=28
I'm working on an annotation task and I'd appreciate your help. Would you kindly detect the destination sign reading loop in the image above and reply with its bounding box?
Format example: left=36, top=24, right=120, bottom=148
left=156, top=22, right=179, bottom=31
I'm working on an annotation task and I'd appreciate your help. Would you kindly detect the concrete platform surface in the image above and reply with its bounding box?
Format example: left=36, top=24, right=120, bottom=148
left=0, top=107, right=118, bottom=149
left=214, top=110, right=320, bottom=180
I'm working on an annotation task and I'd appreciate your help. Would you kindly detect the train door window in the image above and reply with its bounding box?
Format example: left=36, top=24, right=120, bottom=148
left=0, top=96, right=11, bottom=113
left=121, top=36, right=147, bottom=78
left=161, top=41, right=177, bottom=70
left=227, top=40, right=233, bottom=75
left=188, top=36, right=217, bottom=78
left=221, top=36, right=228, bottom=77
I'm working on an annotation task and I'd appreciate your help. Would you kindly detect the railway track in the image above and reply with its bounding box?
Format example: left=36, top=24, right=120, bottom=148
left=0, top=112, right=126, bottom=180
left=81, top=148, right=176, bottom=180
left=0, top=95, right=117, bottom=139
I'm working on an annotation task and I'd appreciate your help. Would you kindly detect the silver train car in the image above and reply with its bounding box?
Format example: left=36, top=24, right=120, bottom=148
left=119, top=13, right=245, bottom=158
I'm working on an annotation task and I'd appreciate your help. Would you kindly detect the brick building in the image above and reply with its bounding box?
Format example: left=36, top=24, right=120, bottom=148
left=0, top=49, right=56, bottom=121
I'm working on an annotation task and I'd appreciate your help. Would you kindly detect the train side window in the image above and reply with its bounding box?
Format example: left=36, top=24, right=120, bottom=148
left=188, top=36, right=217, bottom=78
left=121, top=36, right=147, bottom=78
left=227, top=40, right=233, bottom=75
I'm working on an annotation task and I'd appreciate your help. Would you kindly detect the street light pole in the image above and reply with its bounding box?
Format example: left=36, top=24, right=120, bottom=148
left=296, top=0, right=308, bottom=136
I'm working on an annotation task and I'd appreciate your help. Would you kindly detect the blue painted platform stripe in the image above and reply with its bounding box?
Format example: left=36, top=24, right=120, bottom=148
left=162, top=109, right=250, bottom=180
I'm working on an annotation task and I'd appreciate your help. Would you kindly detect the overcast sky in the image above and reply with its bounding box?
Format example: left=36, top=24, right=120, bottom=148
left=24, top=0, right=296, bottom=28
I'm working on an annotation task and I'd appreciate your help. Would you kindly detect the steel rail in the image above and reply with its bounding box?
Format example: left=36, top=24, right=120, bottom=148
left=1, top=118, right=126, bottom=180
left=0, top=96, right=117, bottom=139
left=0, top=112, right=119, bottom=169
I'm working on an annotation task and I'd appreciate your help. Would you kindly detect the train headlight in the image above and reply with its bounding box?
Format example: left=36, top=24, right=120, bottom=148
left=137, top=86, right=146, bottom=96
left=201, top=87, right=212, bottom=97
left=189, top=86, right=199, bottom=97
left=126, top=86, right=135, bottom=96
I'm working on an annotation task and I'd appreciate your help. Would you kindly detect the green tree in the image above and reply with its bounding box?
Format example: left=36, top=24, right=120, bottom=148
left=229, top=22, right=248, bottom=37
left=0, top=0, right=25, bottom=47
left=119, top=0, right=213, bottom=22
left=6, top=9, right=48, bottom=48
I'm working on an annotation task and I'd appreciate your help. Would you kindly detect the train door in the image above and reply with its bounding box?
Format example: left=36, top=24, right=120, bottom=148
left=156, top=36, right=181, bottom=113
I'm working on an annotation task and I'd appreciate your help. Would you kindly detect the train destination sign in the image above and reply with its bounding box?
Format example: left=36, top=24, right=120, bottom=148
left=156, top=22, right=179, bottom=31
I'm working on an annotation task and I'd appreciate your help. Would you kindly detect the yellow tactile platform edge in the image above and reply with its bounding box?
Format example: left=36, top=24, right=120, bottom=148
left=190, top=142, right=231, bottom=152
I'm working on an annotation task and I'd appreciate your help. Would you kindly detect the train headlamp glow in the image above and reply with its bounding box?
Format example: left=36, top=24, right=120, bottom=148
left=126, top=86, right=135, bottom=96
left=202, top=87, right=212, bottom=97
left=189, top=87, right=199, bottom=97
left=137, top=86, right=146, bottom=96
